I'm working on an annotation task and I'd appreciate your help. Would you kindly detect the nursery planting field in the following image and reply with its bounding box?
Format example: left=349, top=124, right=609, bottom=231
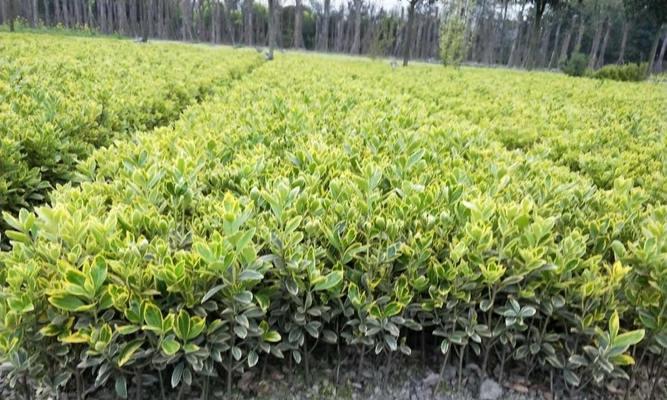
left=0, top=33, right=262, bottom=218
left=1, top=34, right=667, bottom=398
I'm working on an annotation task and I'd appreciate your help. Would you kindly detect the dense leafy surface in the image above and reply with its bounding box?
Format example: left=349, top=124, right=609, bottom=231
left=0, top=50, right=666, bottom=397
left=0, top=33, right=262, bottom=218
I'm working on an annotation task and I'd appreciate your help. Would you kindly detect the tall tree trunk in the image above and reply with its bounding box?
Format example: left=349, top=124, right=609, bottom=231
left=7, top=0, right=16, bottom=31
left=82, top=0, right=88, bottom=27
left=31, top=0, right=38, bottom=26
left=180, top=0, right=190, bottom=41
left=526, top=2, right=546, bottom=69
left=223, top=0, right=236, bottom=45
left=244, top=0, right=253, bottom=45
left=402, top=0, right=416, bottom=65
left=320, top=0, right=330, bottom=51
left=548, top=20, right=562, bottom=69
left=431, top=7, right=439, bottom=58
left=588, top=16, right=604, bottom=69
left=616, top=20, right=630, bottom=64
left=496, top=0, right=509, bottom=64
left=508, top=3, right=525, bottom=67
left=156, top=0, right=164, bottom=38
left=54, top=0, right=61, bottom=25
left=595, top=16, right=611, bottom=69
left=351, top=0, right=362, bottom=54
left=122, top=0, right=130, bottom=34
left=573, top=15, right=585, bottom=54
left=537, top=22, right=552, bottom=68
left=267, top=0, right=276, bottom=59
left=414, top=13, right=424, bottom=59
left=42, top=0, right=50, bottom=25
left=211, top=0, right=218, bottom=43
left=648, top=24, right=666, bottom=73
left=62, top=0, right=70, bottom=26
left=558, top=14, right=577, bottom=64
left=656, top=31, right=667, bottom=73
left=87, top=0, right=94, bottom=28
left=129, top=0, right=137, bottom=35
left=141, top=0, right=150, bottom=41
left=73, top=0, right=81, bottom=26
left=519, top=17, right=534, bottom=68
left=422, top=6, right=433, bottom=59
left=98, top=0, right=105, bottom=32
left=293, top=0, right=303, bottom=48
left=335, top=7, right=344, bottom=52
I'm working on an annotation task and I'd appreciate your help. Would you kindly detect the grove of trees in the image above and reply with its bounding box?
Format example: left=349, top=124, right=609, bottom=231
left=0, top=0, right=665, bottom=71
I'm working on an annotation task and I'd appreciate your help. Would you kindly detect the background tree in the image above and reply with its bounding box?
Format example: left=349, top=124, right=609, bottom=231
left=525, top=0, right=564, bottom=69
left=624, top=0, right=667, bottom=72
left=1, top=0, right=662, bottom=73
left=268, top=0, right=278, bottom=60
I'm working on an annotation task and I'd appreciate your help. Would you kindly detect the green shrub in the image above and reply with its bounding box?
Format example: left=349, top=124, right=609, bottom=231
left=440, top=13, right=468, bottom=67
left=0, top=33, right=262, bottom=234
left=592, top=63, right=649, bottom=82
left=0, top=54, right=665, bottom=399
left=561, top=52, right=589, bottom=77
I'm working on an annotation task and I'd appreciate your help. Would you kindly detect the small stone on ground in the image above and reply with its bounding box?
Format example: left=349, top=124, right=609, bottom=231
left=479, top=378, right=503, bottom=400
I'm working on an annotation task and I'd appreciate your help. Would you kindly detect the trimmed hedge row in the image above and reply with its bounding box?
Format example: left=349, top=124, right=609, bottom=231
left=0, top=33, right=262, bottom=222
left=0, top=55, right=665, bottom=399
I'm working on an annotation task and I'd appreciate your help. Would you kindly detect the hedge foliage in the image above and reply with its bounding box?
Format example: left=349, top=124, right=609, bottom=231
left=561, top=53, right=589, bottom=77
left=0, top=33, right=262, bottom=221
left=592, top=63, right=649, bottom=82
left=0, top=53, right=666, bottom=398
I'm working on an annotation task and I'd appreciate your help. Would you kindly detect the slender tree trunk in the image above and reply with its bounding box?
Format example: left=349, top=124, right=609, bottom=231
left=402, top=0, right=416, bottom=65
left=7, top=0, right=16, bottom=31
left=141, top=0, right=150, bottom=41
left=275, top=1, right=282, bottom=48
left=128, top=0, right=137, bottom=35
left=30, top=0, right=38, bottom=26
left=294, top=0, right=303, bottom=48
left=156, top=0, right=163, bottom=38
left=538, top=21, right=553, bottom=68
left=495, top=0, right=509, bottom=64
left=431, top=7, right=439, bottom=58
left=42, top=0, right=50, bottom=25
left=243, top=0, right=253, bottom=45
left=595, top=16, right=611, bottom=69
left=526, top=3, right=545, bottom=69
left=558, top=14, right=577, bottom=64
left=211, top=0, right=218, bottom=43
left=267, top=0, right=276, bottom=59
left=54, top=0, right=61, bottom=24
left=335, top=7, right=344, bottom=52
left=351, top=0, right=362, bottom=54
left=548, top=21, right=562, bottom=69
left=519, top=16, right=534, bottom=68
left=649, top=24, right=666, bottom=73
left=573, top=15, right=585, bottom=54
left=617, top=20, right=630, bottom=64
left=73, top=0, right=81, bottom=26
left=62, top=0, right=70, bottom=26
left=320, top=0, right=330, bottom=51
left=414, top=14, right=424, bottom=59
left=123, top=0, right=131, bottom=34
left=656, top=32, right=667, bottom=73
left=222, top=0, right=236, bottom=45
left=588, top=16, right=604, bottom=69
left=422, top=6, right=433, bottom=59
left=81, top=0, right=88, bottom=27
left=180, top=0, right=189, bottom=41
left=508, top=4, right=525, bottom=67
left=87, top=0, right=93, bottom=28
